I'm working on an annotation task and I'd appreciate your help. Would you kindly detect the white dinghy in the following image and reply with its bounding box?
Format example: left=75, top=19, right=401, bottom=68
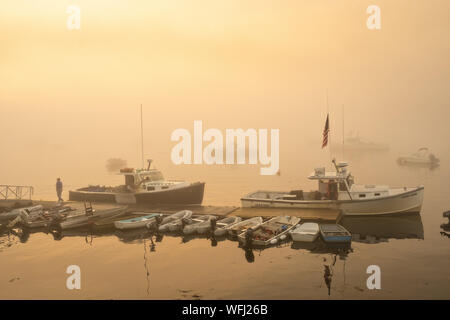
left=289, top=222, right=320, bottom=242
left=213, top=216, right=242, bottom=236
left=157, top=210, right=193, bottom=232
left=114, top=213, right=162, bottom=230
left=227, top=217, right=263, bottom=237
left=183, top=215, right=216, bottom=235
left=60, top=206, right=127, bottom=230
left=238, top=216, right=300, bottom=246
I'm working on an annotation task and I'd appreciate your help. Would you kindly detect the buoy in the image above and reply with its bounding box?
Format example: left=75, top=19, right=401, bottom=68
left=280, top=234, right=287, bottom=240
left=270, top=238, right=278, bottom=245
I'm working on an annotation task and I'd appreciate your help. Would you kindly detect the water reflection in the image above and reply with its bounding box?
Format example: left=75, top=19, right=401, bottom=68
left=440, top=211, right=450, bottom=238
left=340, top=213, right=424, bottom=244
left=397, top=161, right=440, bottom=171
left=323, top=255, right=336, bottom=296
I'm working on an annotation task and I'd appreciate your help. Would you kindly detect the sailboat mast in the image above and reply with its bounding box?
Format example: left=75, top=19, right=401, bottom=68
left=140, top=104, right=144, bottom=169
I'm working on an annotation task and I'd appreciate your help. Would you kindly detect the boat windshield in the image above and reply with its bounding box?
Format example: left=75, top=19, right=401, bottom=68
left=139, top=171, right=164, bottom=182
left=347, top=175, right=354, bottom=188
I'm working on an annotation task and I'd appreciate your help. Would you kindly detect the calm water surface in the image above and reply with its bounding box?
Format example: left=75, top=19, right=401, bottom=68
left=1, top=152, right=449, bottom=299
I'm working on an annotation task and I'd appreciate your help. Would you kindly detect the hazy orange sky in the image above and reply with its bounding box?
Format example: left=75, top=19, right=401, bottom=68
left=1, top=1, right=449, bottom=192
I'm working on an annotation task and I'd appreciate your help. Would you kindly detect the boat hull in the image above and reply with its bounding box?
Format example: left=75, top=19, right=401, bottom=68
left=241, top=187, right=424, bottom=216
left=238, top=216, right=300, bottom=247
left=114, top=214, right=160, bottom=230
left=135, top=182, right=205, bottom=205
left=69, top=182, right=205, bottom=205
left=290, top=232, right=319, bottom=242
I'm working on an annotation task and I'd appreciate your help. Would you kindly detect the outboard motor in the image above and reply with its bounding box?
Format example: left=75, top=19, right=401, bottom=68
left=181, top=217, right=189, bottom=230
left=244, top=228, right=254, bottom=248
left=210, top=217, right=217, bottom=231
left=245, top=248, right=255, bottom=263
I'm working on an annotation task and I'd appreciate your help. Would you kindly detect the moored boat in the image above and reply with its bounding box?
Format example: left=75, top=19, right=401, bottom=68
left=238, top=216, right=300, bottom=246
left=69, top=159, right=205, bottom=206
left=60, top=206, right=127, bottom=230
left=241, top=159, right=424, bottom=216
left=155, top=210, right=193, bottom=232
left=0, top=205, right=44, bottom=223
left=289, top=222, right=320, bottom=242
left=213, top=216, right=242, bottom=236
left=227, top=217, right=263, bottom=237
left=114, top=213, right=162, bottom=230
left=183, top=215, right=216, bottom=235
left=397, top=148, right=440, bottom=168
left=320, top=224, right=352, bottom=243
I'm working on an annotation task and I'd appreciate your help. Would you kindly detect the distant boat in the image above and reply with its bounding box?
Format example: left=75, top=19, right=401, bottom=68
left=320, top=224, right=352, bottom=243
left=289, top=223, right=320, bottom=242
left=238, top=216, right=300, bottom=246
left=241, top=159, right=424, bottom=216
left=397, top=148, right=440, bottom=167
left=69, top=159, right=205, bottom=205
left=333, top=132, right=389, bottom=153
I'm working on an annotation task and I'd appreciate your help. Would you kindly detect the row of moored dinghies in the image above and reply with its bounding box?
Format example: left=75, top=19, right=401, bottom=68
left=0, top=205, right=352, bottom=247
left=113, top=210, right=352, bottom=246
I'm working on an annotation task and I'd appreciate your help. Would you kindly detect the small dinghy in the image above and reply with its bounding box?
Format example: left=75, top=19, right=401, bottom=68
left=156, top=210, right=193, bottom=232
left=227, top=217, right=263, bottom=237
left=320, top=224, right=352, bottom=243
left=0, top=205, right=43, bottom=223
left=60, top=206, right=127, bottom=230
left=289, top=222, right=320, bottom=242
left=183, top=215, right=216, bottom=235
left=114, top=213, right=162, bottom=230
left=238, top=216, right=300, bottom=246
left=213, top=216, right=242, bottom=236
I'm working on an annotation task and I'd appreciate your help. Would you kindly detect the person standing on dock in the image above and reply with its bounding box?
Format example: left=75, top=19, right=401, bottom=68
left=56, top=178, right=63, bottom=202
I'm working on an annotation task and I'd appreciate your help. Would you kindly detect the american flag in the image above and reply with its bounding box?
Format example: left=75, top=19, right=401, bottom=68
left=322, top=114, right=330, bottom=148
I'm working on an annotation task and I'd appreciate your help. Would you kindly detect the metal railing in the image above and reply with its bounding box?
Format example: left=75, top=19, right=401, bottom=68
left=0, top=185, right=34, bottom=200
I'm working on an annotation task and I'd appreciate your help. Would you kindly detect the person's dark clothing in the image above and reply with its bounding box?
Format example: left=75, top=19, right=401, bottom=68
left=56, top=180, right=63, bottom=202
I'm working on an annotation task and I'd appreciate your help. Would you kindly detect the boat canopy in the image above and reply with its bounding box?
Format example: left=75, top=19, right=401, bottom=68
left=308, top=167, right=350, bottom=181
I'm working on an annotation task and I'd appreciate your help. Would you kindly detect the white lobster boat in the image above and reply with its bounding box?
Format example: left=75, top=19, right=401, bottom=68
left=241, top=160, right=424, bottom=216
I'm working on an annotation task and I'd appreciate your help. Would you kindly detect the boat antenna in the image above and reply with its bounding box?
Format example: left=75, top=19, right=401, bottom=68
left=140, top=104, right=144, bottom=169
left=342, top=104, right=345, bottom=160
